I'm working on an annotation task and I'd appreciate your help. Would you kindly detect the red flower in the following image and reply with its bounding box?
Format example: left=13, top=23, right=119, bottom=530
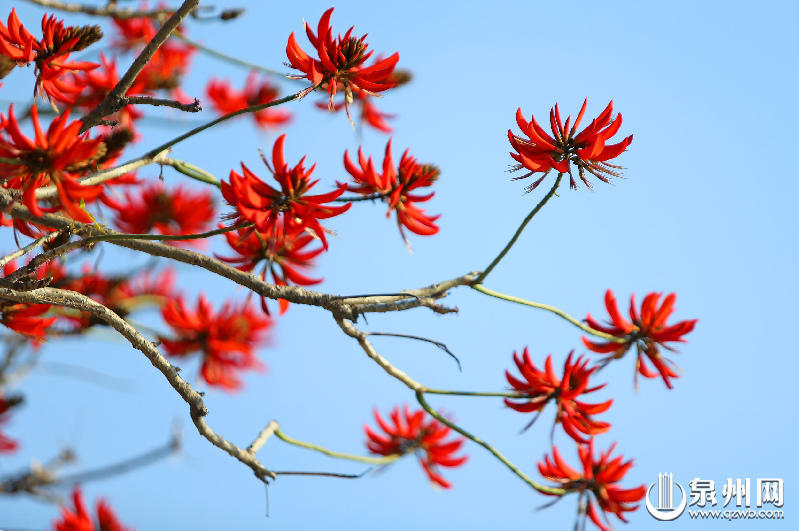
left=0, top=9, right=37, bottom=71
left=158, top=295, right=272, bottom=390
left=1, top=261, right=55, bottom=341
left=110, top=181, right=216, bottom=247
left=111, top=6, right=158, bottom=52
left=0, top=104, right=105, bottom=224
left=342, top=139, right=440, bottom=244
left=135, top=42, right=194, bottom=97
left=217, top=224, right=324, bottom=314
left=0, top=394, right=20, bottom=453
left=538, top=441, right=646, bottom=531
left=509, top=100, right=633, bottom=191
left=0, top=9, right=101, bottom=104
left=53, top=486, right=132, bottom=531
left=286, top=8, right=399, bottom=110
left=583, top=290, right=698, bottom=389
left=504, top=349, right=612, bottom=443
left=365, top=405, right=468, bottom=489
left=206, top=73, right=291, bottom=130
left=221, top=134, right=350, bottom=249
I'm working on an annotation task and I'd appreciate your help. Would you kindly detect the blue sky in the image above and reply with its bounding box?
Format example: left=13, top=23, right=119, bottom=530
left=0, top=1, right=796, bottom=529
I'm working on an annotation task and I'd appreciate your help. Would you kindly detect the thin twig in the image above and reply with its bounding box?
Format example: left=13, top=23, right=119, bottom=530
left=366, top=331, right=461, bottom=371
left=23, top=0, right=180, bottom=18
left=172, top=32, right=293, bottom=80
left=471, top=284, right=625, bottom=342
left=125, top=95, right=201, bottom=112
left=274, top=428, right=398, bottom=465
left=415, top=391, right=565, bottom=496
left=144, top=87, right=314, bottom=158
left=247, top=420, right=279, bottom=455
left=0, top=230, right=65, bottom=268
left=475, top=173, right=563, bottom=284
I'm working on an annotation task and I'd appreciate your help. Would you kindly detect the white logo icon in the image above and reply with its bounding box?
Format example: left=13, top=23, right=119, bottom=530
left=646, top=472, right=687, bottom=521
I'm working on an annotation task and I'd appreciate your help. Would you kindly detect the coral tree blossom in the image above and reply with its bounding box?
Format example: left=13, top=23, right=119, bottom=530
left=206, top=73, right=291, bottom=130
left=508, top=100, right=633, bottom=191
left=0, top=9, right=101, bottom=104
left=0, top=394, right=20, bottom=453
left=504, top=348, right=612, bottom=443
left=158, top=295, right=272, bottom=390
left=110, top=181, right=216, bottom=247
left=583, top=290, right=698, bottom=389
left=221, top=134, right=349, bottom=249
left=365, top=405, right=467, bottom=489
left=217, top=225, right=323, bottom=314
left=1, top=262, right=55, bottom=341
left=0, top=104, right=104, bottom=228
left=53, top=486, right=132, bottom=531
left=286, top=8, right=399, bottom=111
left=538, top=441, right=646, bottom=531
left=342, top=139, right=440, bottom=244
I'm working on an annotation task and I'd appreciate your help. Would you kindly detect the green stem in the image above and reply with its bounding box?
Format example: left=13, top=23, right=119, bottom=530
left=415, top=391, right=564, bottom=495
left=424, top=388, right=531, bottom=399
left=471, top=284, right=625, bottom=342
left=475, top=173, right=562, bottom=284
left=274, top=429, right=399, bottom=465
left=81, top=223, right=250, bottom=245
left=145, top=87, right=314, bottom=158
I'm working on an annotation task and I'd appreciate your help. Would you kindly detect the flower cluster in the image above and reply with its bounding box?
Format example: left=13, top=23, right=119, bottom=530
left=0, top=394, right=20, bottom=453
left=53, top=486, right=132, bottom=531
left=342, top=139, right=440, bottom=243
left=0, top=104, right=105, bottom=231
left=504, top=348, right=612, bottom=443
left=1, top=261, right=56, bottom=341
left=158, top=295, right=272, bottom=390
left=0, top=9, right=101, bottom=104
left=365, top=405, right=468, bottom=489
left=286, top=8, right=399, bottom=113
left=538, top=441, right=646, bottom=531
left=109, top=181, right=216, bottom=247
left=206, top=73, right=291, bottom=130
left=217, top=224, right=323, bottom=314
left=508, top=100, right=633, bottom=191
left=221, top=134, right=350, bottom=248
left=584, top=290, right=698, bottom=389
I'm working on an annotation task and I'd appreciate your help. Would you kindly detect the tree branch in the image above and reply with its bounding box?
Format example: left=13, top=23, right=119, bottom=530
left=23, top=0, right=182, bottom=19
left=0, top=284, right=276, bottom=482
left=79, top=0, right=201, bottom=132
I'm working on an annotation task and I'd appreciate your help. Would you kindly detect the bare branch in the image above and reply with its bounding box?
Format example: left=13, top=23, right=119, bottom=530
left=0, top=284, right=276, bottom=482
left=124, top=96, right=202, bottom=112
left=0, top=230, right=65, bottom=268
left=79, top=0, right=201, bottom=132
left=247, top=420, right=279, bottom=455
left=335, top=317, right=424, bottom=391
left=23, top=0, right=181, bottom=18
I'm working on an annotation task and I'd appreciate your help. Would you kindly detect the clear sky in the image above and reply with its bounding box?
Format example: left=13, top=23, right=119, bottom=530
left=0, top=0, right=796, bottom=529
